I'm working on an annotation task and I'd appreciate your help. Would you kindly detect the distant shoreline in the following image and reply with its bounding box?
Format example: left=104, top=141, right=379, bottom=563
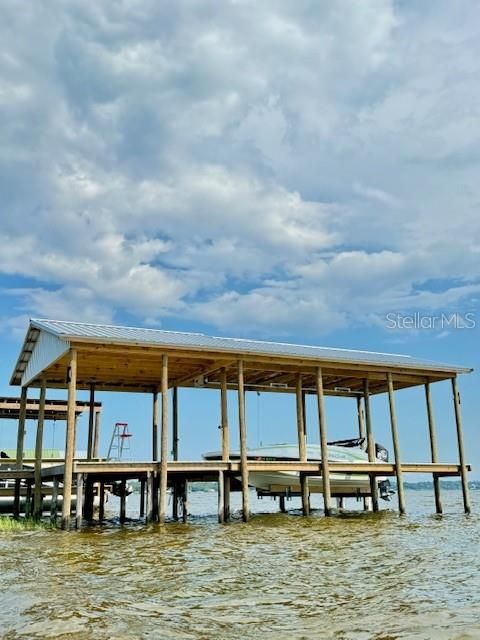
left=395, top=480, right=480, bottom=491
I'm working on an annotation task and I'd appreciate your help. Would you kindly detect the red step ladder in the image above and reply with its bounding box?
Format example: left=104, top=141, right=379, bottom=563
left=107, top=422, right=132, bottom=460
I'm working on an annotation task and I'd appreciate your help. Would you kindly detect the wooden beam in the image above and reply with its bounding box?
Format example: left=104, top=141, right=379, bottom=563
left=173, top=361, right=232, bottom=387
left=220, top=368, right=230, bottom=522
left=99, top=481, right=105, bottom=522
left=363, top=380, right=379, bottom=511
left=50, top=477, right=59, bottom=524
left=221, top=369, right=229, bottom=462
left=25, top=480, right=33, bottom=517
left=181, top=479, right=188, bottom=523
left=62, top=348, right=77, bottom=529
left=356, top=396, right=366, bottom=443
left=139, top=478, right=146, bottom=519
left=238, top=360, right=249, bottom=522
left=50, top=342, right=456, bottom=385
left=84, top=477, right=94, bottom=521
left=93, top=409, right=100, bottom=458
left=119, top=479, right=127, bottom=523
left=356, top=395, right=369, bottom=510
left=451, top=376, right=471, bottom=514
left=296, top=374, right=309, bottom=516
left=33, top=379, right=46, bottom=519
left=316, top=367, right=332, bottom=516
left=87, top=384, right=95, bottom=459
left=146, top=471, right=153, bottom=522
left=172, top=386, right=179, bottom=521
left=152, top=390, right=159, bottom=461
left=159, top=354, right=169, bottom=523
left=75, top=472, right=84, bottom=529
left=218, top=469, right=224, bottom=523
left=69, top=458, right=470, bottom=475
left=425, top=382, right=442, bottom=514
left=172, top=387, right=179, bottom=461
left=13, top=386, right=28, bottom=518
left=387, top=372, right=406, bottom=514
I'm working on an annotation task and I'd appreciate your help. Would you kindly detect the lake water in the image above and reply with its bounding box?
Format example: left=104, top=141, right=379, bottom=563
left=1, top=490, right=479, bottom=639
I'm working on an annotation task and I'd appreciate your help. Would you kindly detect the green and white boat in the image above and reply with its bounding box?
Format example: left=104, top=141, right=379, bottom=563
left=204, top=440, right=394, bottom=500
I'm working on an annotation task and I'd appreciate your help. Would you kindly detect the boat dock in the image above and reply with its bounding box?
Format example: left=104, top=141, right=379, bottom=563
left=3, top=318, right=473, bottom=528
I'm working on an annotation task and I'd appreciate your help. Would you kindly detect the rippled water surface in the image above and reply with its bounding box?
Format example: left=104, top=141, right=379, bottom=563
left=1, top=490, right=479, bottom=639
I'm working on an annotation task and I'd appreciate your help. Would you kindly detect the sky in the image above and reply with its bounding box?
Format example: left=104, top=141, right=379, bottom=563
left=0, top=1, right=479, bottom=481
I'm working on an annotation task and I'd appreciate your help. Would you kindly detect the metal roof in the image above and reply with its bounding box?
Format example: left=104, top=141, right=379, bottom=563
left=13, top=317, right=471, bottom=375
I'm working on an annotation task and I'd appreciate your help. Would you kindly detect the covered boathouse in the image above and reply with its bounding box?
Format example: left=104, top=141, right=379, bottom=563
left=6, top=318, right=473, bottom=528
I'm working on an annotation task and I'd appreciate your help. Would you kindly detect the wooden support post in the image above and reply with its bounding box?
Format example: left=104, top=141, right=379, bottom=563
left=220, top=368, right=231, bottom=522
left=363, top=380, right=379, bottom=512
left=152, top=390, right=159, bottom=461
left=140, top=478, right=146, bottom=518
left=87, top=384, right=95, bottom=459
left=296, top=374, right=309, bottom=516
left=302, top=390, right=307, bottom=436
left=218, top=470, right=224, bottom=523
left=146, top=471, right=153, bottom=522
left=387, top=372, right=406, bottom=515
left=75, top=473, right=84, bottom=529
left=34, top=379, right=46, bottom=519
left=172, top=386, right=179, bottom=460
left=62, top=348, right=77, bottom=530
left=99, top=481, right=105, bottom=522
left=13, top=386, right=28, bottom=518
left=171, top=481, right=179, bottom=521
left=182, top=480, right=188, bottom=523
left=425, top=382, right=442, bottom=514
left=237, top=360, right=249, bottom=522
left=120, top=479, right=127, bottom=523
left=84, top=478, right=94, bottom=521
left=50, top=477, right=59, bottom=524
left=279, top=495, right=286, bottom=513
left=93, top=410, right=100, bottom=458
left=159, top=354, right=169, bottom=524
left=356, top=396, right=366, bottom=443
left=152, top=473, right=159, bottom=522
left=316, top=367, right=332, bottom=516
left=451, top=376, right=471, bottom=514
left=25, top=480, right=33, bottom=518
left=172, top=387, right=179, bottom=520
left=356, top=395, right=369, bottom=510
left=223, top=476, right=231, bottom=522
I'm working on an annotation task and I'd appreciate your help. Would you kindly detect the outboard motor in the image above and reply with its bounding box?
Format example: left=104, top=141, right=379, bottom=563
left=375, top=443, right=389, bottom=461
left=375, top=443, right=395, bottom=500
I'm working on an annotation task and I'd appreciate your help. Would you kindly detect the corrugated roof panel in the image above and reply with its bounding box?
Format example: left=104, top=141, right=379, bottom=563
left=27, top=318, right=471, bottom=374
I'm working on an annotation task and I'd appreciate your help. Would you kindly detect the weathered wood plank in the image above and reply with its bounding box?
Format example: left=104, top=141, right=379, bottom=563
left=425, top=382, right=442, bottom=514
left=159, top=354, right=169, bottom=523
left=237, top=360, right=249, bottom=522
left=316, top=367, right=332, bottom=515
left=62, top=349, right=77, bottom=530
left=363, top=380, right=379, bottom=511
left=387, top=372, right=406, bottom=514
left=452, top=376, right=471, bottom=514
left=33, top=379, right=46, bottom=519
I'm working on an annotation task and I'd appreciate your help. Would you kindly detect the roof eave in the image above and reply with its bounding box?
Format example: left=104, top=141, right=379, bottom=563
left=9, top=323, right=40, bottom=386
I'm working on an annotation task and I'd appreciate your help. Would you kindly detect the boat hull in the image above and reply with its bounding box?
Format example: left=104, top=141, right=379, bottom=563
left=246, top=471, right=372, bottom=495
